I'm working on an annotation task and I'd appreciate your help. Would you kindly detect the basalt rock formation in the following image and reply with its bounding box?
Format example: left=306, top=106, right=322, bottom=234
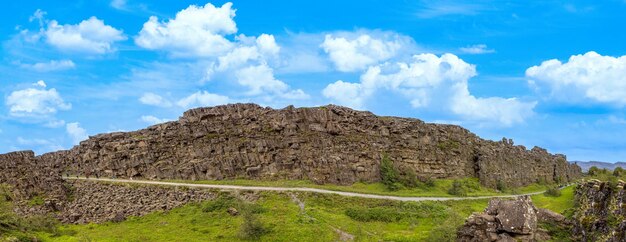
left=0, top=151, right=68, bottom=201
left=3, top=104, right=580, bottom=190
left=457, top=196, right=558, bottom=242
left=572, top=179, right=626, bottom=241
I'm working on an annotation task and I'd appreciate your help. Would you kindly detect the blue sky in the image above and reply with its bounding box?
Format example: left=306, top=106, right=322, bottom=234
left=2, top=0, right=626, bottom=162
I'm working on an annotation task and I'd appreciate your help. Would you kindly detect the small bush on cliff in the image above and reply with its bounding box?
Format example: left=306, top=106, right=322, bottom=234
left=544, top=186, right=562, bottom=197
left=380, top=155, right=401, bottom=191
left=496, top=180, right=507, bottom=192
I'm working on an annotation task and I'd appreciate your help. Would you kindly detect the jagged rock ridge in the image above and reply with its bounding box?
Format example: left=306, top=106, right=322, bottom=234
left=4, top=104, right=580, bottom=188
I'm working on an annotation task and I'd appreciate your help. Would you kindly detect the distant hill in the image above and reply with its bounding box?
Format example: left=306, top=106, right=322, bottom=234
left=571, top=161, right=626, bottom=172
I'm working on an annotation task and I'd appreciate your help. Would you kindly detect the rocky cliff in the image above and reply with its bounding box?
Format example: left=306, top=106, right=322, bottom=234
left=3, top=104, right=581, bottom=190
left=572, top=179, right=626, bottom=241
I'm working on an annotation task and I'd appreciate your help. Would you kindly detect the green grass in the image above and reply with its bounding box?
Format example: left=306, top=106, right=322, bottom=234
left=165, top=178, right=550, bottom=198
left=37, top=191, right=490, bottom=242
left=531, top=185, right=575, bottom=214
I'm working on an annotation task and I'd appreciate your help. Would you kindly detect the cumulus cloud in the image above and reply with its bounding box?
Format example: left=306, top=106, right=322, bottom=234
left=176, top=91, right=230, bottom=108
left=66, top=122, right=88, bottom=145
left=526, top=51, right=626, bottom=106
left=321, top=32, right=409, bottom=72
left=322, top=80, right=366, bottom=109
left=140, top=115, right=171, bottom=125
left=5, top=81, right=71, bottom=117
left=45, top=16, right=126, bottom=54
left=323, top=53, right=536, bottom=126
left=19, top=60, right=75, bottom=72
left=139, top=92, right=172, bottom=107
left=135, top=2, right=237, bottom=57
left=235, top=64, right=288, bottom=95
left=459, top=44, right=495, bottom=54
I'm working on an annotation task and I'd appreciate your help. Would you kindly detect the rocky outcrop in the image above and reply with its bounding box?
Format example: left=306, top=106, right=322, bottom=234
left=15, top=180, right=217, bottom=224
left=572, top=179, right=626, bottom=242
left=457, top=196, right=552, bottom=241
left=5, top=104, right=580, bottom=189
left=0, top=151, right=68, bottom=200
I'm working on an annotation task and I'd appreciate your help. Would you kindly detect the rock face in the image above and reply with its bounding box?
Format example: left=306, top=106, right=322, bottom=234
left=457, top=196, right=550, bottom=242
left=13, top=180, right=217, bottom=224
left=7, top=103, right=580, bottom=188
left=572, top=179, right=626, bottom=242
left=0, top=151, right=68, bottom=200
left=56, top=181, right=216, bottom=224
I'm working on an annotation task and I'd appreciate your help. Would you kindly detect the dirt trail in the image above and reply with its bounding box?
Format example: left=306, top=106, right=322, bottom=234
left=64, top=177, right=548, bottom=202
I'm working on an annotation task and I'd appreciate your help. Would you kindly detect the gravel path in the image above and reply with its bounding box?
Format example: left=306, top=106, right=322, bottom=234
left=64, top=177, right=546, bottom=202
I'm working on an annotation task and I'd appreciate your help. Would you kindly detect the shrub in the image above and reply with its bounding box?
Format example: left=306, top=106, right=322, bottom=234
left=238, top=209, right=268, bottom=240
left=613, top=167, right=624, bottom=177
left=345, top=207, right=402, bottom=222
left=380, top=155, right=400, bottom=191
left=588, top=166, right=600, bottom=176
left=496, top=180, right=507, bottom=192
left=447, top=180, right=468, bottom=197
left=420, top=176, right=436, bottom=187
left=201, top=195, right=235, bottom=213
left=398, top=168, right=419, bottom=188
left=544, top=186, right=562, bottom=197
left=426, top=211, right=462, bottom=242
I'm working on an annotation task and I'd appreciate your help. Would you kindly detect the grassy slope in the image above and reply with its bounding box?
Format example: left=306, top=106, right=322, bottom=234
left=165, top=178, right=549, bottom=198
left=38, top=192, right=489, bottom=242
left=531, top=186, right=576, bottom=214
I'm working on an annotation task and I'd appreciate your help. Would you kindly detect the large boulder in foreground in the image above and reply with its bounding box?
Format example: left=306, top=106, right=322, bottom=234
left=457, top=196, right=555, bottom=242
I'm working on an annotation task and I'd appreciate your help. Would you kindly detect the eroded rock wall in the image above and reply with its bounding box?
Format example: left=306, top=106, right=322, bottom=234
left=3, top=104, right=581, bottom=188
left=56, top=181, right=216, bottom=224
left=0, top=151, right=67, bottom=200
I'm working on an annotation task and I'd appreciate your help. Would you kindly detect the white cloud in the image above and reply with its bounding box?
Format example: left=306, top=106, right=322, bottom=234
left=6, top=81, right=71, bottom=117
left=450, top=89, right=536, bottom=126
left=323, top=53, right=535, bottom=126
left=139, top=92, right=172, bottom=107
left=19, top=60, right=75, bottom=72
left=321, top=33, right=408, bottom=72
left=322, top=80, right=366, bottom=109
left=66, top=122, right=88, bottom=145
left=256, top=34, right=280, bottom=57
left=34, top=80, right=47, bottom=87
left=526, top=51, right=626, bottom=105
left=44, top=119, right=66, bottom=128
left=235, top=64, right=288, bottom=95
left=45, top=16, right=126, bottom=54
left=135, top=2, right=237, bottom=57
left=111, top=0, right=127, bottom=10
left=176, top=91, right=230, bottom=108
left=140, top=115, right=171, bottom=125
left=29, top=9, right=47, bottom=26
left=459, top=44, right=495, bottom=54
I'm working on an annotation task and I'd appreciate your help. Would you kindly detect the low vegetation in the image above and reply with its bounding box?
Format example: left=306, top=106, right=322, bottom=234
left=532, top=185, right=575, bottom=215
left=543, top=186, right=562, bottom=197
left=0, top=185, right=65, bottom=241
left=37, top=191, right=490, bottom=241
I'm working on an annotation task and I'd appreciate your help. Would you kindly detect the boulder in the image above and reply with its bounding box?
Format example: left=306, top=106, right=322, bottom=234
left=458, top=196, right=548, bottom=242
